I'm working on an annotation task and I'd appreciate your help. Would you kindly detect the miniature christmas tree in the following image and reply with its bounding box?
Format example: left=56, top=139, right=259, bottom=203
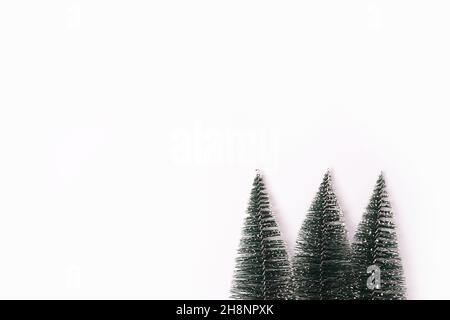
left=292, top=171, right=353, bottom=299
left=231, top=171, right=293, bottom=300
left=352, top=173, right=406, bottom=299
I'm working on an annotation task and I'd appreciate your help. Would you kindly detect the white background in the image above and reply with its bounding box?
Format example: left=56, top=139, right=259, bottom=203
left=0, top=1, right=448, bottom=299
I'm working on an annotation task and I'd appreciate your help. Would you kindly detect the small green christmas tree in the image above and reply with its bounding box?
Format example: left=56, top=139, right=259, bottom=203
left=292, top=171, right=353, bottom=300
left=352, top=173, right=406, bottom=300
left=231, top=171, right=293, bottom=300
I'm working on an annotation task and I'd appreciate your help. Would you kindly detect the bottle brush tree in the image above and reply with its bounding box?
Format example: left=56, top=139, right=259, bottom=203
left=231, top=171, right=293, bottom=300
left=292, top=170, right=353, bottom=300
left=352, top=173, right=406, bottom=300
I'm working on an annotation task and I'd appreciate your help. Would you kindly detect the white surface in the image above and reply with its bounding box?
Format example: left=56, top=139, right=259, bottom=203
left=0, top=1, right=448, bottom=299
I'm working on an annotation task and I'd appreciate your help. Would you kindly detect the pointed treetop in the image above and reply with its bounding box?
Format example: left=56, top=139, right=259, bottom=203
left=254, top=169, right=263, bottom=184
left=321, top=169, right=333, bottom=186
left=376, top=171, right=387, bottom=189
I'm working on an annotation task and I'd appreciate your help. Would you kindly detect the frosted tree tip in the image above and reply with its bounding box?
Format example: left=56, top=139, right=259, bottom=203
left=255, top=168, right=262, bottom=176
left=377, top=171, right=386, bottom=183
